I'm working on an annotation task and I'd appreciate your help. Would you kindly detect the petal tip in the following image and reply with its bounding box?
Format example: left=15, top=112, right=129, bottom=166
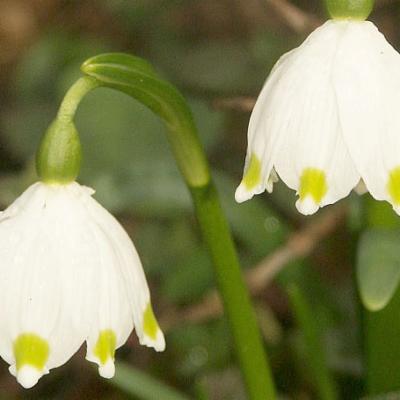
left=235, top=184, right=253, bottom=203
left=14, top=365, right=44, bottom=389
left=98, top=359, right=115, bottom=379
left=296, top=197, right=319, bottom=216
left=141, top=330, right=166, bottom=352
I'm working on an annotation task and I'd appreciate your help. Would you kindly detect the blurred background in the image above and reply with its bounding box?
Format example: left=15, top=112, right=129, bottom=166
left=0, top=0, right=400, bottom=399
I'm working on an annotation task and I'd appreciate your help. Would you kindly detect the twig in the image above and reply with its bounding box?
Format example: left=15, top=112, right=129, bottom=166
left=160, top=203, right=348, bottom=330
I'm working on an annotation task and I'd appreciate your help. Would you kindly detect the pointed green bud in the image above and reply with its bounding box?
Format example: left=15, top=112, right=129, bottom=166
left=326, top=0, right=374, bottom=20
left=36, top=119, right=82, bottom=184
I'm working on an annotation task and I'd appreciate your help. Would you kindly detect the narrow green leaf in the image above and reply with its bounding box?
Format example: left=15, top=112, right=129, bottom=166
left=357, top=229, right=400, bottom=311
left=82, top=53, right=159, bottom=77
left=111, top=362, right=192, bottom=400
left=288, top=285, right=338, bottom=400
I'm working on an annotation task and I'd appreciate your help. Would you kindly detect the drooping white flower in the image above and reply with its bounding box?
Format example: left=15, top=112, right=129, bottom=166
left=235, top=19, right=400, bottom=215
left=0, top=181, right=165, bottom=388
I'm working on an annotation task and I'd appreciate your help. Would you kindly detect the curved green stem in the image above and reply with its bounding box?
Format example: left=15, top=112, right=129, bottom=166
left=57, top=77, right=99, bottom=122
left=46, top=53, right=276, bottom=399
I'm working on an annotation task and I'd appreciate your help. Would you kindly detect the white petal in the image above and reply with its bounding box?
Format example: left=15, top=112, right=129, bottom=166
left=238, top=20, right=359, bottom=212
left=0, top=183, right=102, bottom=383
left=80, top=193, right=165, bottom=354
left=334, top=21, right=400, bottom=211
left=0, top=180, right=164, bottom=387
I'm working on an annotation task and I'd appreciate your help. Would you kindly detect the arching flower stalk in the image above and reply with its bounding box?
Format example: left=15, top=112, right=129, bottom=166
left=236, top=1, right=400, bottom=215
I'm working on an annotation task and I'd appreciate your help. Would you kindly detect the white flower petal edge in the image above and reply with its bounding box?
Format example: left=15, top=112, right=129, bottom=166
left=333, top=21, right=400, bottom=215
left=236, top=20, right=400, bottom=215
left=0, top=182, right=165, bottom=388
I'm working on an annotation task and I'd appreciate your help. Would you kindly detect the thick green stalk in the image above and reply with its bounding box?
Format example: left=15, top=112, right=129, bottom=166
left=43, top=53, right=276, bottom=399
left=191, top=183, right=276, bottom=400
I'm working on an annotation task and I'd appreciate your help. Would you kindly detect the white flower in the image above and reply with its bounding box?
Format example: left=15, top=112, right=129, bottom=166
left=0, top=181, right=165, bottom=388
left=235, top=20, right=400, bottom=215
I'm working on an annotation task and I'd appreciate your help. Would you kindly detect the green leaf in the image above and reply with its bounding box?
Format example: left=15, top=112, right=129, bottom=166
left=215, top=172, right=287, bottom=259
left=169, top=321, right=232, bottom=378
left=357, top=229, right=400, bottom=311
left=111, top=362, right=192, bottom=400
left=161, top=247, right=213, bottom=305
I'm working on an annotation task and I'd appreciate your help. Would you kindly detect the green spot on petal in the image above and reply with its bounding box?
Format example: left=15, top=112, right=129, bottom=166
left=143, top=303, right=160, bottom=340
left=14, top=333, right=49, bottom=371
left=243, top=154, right=261, bottom=190
left=93, top=330, right=116, bottom=365
left=299, top=168, right=327, bottom=203
left=388, top=167, right=400, bottom=205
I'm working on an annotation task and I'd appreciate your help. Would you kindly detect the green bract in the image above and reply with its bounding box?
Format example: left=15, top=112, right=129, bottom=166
left=325, top=0, right=374, bottom=20
left=36, top=119, right=82, bottom=184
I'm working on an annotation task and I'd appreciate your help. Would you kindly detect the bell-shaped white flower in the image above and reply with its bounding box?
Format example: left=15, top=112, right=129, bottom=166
left=235, top=19, right=400, bottom=215
left=0, top=181, right=165, bottom=388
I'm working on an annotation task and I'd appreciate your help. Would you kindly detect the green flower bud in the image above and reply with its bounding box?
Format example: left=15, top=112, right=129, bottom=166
left=36, top=119, right=82, bottom=184
left=326, top=0, right=374, bottom=20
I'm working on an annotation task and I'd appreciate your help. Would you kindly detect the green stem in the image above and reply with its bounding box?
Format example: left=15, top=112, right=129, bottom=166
left=191, top=183, right=276, bottom=400
left=57, top=76, right=99, bottom=122
left=364, top=287, right=400, bottom=395
left=363, top=200, right=400, bottom=395
left=47, top=54, right=276, bottom=399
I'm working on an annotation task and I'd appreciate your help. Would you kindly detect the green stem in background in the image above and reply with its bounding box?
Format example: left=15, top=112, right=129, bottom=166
left=360, top=200, right=400, bottom=395
left=288, top=285, right=338, bottom=400
left=44, top=53, right=276, bottom=399
left=364, top=286, right=400, bottom=395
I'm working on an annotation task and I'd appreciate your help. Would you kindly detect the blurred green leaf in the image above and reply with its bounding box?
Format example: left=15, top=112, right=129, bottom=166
left=215, top=172, right=288, bottom=260
left=147, top=30, right=291, bottom=96
left=169, top=321, right=232, bottom=378
left=194, top=379, right=211, bottom=400
left=357, top=229, right=400, bottom=311
left=111, top=362, right=191, bottom=400
left=162, top=247, right=213, bottom=304
left=15, top=32, right=109, bottom=102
